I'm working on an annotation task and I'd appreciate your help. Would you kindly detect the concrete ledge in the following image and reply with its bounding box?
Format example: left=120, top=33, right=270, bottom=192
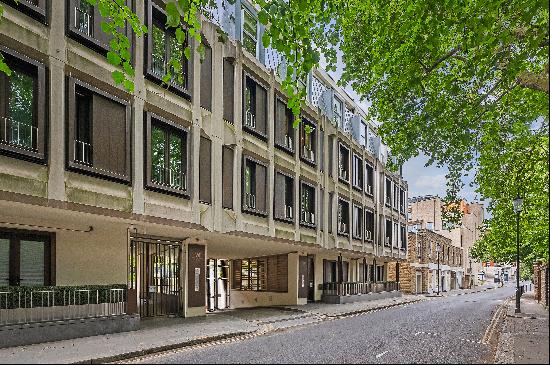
left=0, top=314, right=140, bottom=349
left=321, top=290, right=402, bottom=304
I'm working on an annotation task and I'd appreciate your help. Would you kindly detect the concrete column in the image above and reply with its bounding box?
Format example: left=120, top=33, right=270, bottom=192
left=46, top=0, right=67, bottom=201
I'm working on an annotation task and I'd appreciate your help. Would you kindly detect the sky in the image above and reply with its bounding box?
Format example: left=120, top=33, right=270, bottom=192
left=321, top=53, right=483, bottom=207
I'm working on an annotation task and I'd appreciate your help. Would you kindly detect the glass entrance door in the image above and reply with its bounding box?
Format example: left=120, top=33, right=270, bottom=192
left=207, top=259, right=230, bottom=311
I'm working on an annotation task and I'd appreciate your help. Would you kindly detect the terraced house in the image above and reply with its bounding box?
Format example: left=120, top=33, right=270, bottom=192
left=0, top=0, right=408, bottom=344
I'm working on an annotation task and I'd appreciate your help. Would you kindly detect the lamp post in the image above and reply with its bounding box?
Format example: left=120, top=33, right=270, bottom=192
left=513, top=196, right=523, bottom=314
left=436, top=243, right=441, bottom=295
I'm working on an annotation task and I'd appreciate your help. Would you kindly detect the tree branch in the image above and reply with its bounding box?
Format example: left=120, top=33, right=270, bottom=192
left=423, top=46, right=462, bottom=74
left=516, top=69, right=549, bottom=94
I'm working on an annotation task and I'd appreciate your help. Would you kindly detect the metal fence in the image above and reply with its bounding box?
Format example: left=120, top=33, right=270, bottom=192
left=0, top=287, right=126, bottom=326
left=322, top=281, right=399, bottom=296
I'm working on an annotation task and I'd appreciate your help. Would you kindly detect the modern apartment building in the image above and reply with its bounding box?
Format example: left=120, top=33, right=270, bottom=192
left=400, top=229, right=464, bottom=294
left=408, top=195, right=484, bottom=287
left=0, top=0, right=408, bottom=337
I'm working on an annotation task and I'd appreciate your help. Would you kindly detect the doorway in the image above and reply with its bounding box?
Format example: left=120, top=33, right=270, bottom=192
left=207, top=259, right=230, bottom=311
left=307, top=255, right=315, bottom=302
left=129, top=239, right=182, bottom=317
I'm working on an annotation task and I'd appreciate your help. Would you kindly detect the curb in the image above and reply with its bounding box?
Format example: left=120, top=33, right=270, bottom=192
left=73, top=331, right=255, bottom=364
left=328, top=299, right=423, bottom=319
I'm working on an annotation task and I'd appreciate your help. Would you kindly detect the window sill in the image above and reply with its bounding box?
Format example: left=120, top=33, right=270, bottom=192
left=274, top=142, right=295, bottom=156
left=299, top=221, right=316, bottom=229
left=242, top=206, right=268, bottom=218
left=352, top=184, right=363, bottom=192
left=145, top=181, right=191, bottom=199
left=67, top=27, right=110, bottom=55
left=274, top=216, right=294, bottom=225
left=300, top=153, right=316, bottom=167
left=67, top=160, right=131, bottom=185
left=352, top=234, right=362, bottom=241
left=337, top=231, right=350, bottom=237
left=0, top=144, right=45, bottom=164
left=5, top=0, right=47, bottom=24
left=243, top=125, right=268, bottom=142
left=145, top=69, right=192, bottom=101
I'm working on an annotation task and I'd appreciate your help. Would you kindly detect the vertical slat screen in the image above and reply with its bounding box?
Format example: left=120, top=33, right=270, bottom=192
left=200, top=44, right=213, bottom=111
left=199, top=137, right=212, bottom=203
left=256, top=163, right=267, bottom=213
left=222, top=146, right=234, bottom=209
left=223, top=58, right=234, bottom=123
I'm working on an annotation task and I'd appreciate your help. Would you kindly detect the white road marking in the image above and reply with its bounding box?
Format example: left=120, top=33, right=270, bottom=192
left=375, top=351, right=389, bottom=358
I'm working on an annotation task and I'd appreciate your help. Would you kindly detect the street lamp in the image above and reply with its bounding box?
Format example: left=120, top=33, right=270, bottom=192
left=436, top=243, right=442, bottom=295
left=513, top=196, right=523, bottom=313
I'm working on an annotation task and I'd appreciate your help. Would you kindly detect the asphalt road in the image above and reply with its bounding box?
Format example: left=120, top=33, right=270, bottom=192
left=128, top=286, right=515, bottom=364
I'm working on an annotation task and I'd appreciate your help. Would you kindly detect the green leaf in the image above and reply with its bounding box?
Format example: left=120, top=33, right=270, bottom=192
left=262, top=32, right=270, bottom=49
left=175, top=27, right=185, bottom=44
left=184, top=46, right=191, bottom=60
left=258, top=10, right=269, bottom=25
left=107, top=51, right=121, bottom=66
left=112, top=70, right=125, bottom=84
left=123, top=79, right=134, bottom=93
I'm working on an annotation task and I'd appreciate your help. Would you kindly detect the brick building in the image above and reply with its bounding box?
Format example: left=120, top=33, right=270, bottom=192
left=398, top=229, right=464, bottom=294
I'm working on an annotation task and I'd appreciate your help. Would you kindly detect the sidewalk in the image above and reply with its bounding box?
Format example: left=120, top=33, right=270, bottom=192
left=0, top=294, right=423, bottom=364
left=424, top=283, right=497, bottom=298
left=495, top=292, right=549, bottom=364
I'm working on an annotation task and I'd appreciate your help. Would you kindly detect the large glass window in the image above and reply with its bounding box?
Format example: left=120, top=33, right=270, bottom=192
left=74, top=0, right=93, bottom=37
left=300, top=182, right=316, bottom=225
left=333, top=97, right=343, bottom=127
left=353, top=204, right=363, bottom=239
left=150, top=121, right=187, bottom=192
left=352, top=154, right=363, bottom=189
left=338, top=143, right=350, bottom=182
left=0, top=230, right=52, bottom=286
left=338, top=198, right=350, bottom=235
left=242, top=7, right=258, bottom=56
left=300, top=120, right=316, bottom=163
left=151, top=20, right=186, bottom=87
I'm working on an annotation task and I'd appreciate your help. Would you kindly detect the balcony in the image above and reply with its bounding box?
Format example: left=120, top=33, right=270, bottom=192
left=244, top=109, right=256, bottom=129
left=1, top=117, right=38, bottom=152
left=321, top=281, right=400, bottom=304
left=74, top=139, right=93, bottom=166
left=244, top=193, right=256, bottom=210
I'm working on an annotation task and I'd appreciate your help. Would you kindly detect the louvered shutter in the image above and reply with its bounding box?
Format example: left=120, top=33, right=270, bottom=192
left=200, top=44, right=213, bottom=111
left=232, top=259, right=241, bottom=289
left=274, top=172, right=286, bottom=219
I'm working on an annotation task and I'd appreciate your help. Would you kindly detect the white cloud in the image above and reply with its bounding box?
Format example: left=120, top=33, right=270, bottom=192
left=414, top=174, right=447, bottom=191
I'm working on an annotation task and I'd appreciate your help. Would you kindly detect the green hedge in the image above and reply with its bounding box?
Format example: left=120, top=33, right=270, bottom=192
left=0, top=284, right=126, bottom=309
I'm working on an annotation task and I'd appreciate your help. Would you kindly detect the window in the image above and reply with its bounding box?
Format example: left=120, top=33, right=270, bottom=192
left=359, top=121, right=367, bottom=147
left=200, top=43, right=213, bottom=111
left=393, top=184, right=399, bottom=210
left=400, top=188, right=406, bottom=214
left=328, top=136, right=334, bottom=177
left=365, top=163, right=374, bottom=196
left=274, top=97, right=294, bottom=153
left=68, top=0, right=126, bottom=53
left=384, top=219, right=392, bottom=246
left=319, top=188, right=324, bottom=231
left=352, top=204, right=363, bottom=240
left=300, top=118, right=316, bottom=164
left=68, top=78, right=130, bottom=181
left=300, top=181, right=316, bottom=226
left=199, top=137, right=212, bottom=204
left=148, top=115, right=189, bottom=195
left=364, top=210, right=375, bottom=242
left=393, top=222, right=399, bottom=248
left=222, top=146, right=234, bottom=209
left=3, top=0, right=47, bottom=23
left=338, top=143, right=350, bottom=182
left=243, top=156, right=267, bottom=215
left=243, top=73, right=267, bottom=137
left=223, top=58, right=235, bottom=123
left=319, top=129, right=324, bottom=172
left=337, top=198, right=350, bottom=235
left=0, top=47, right=46, bottom=161
left=352, top=154, right=363, bottom=190
left=242, top=7, right=258, bottom=57
left=0, top=229, right=54, bottom=286
left=333, top=97, right=343, bottom=128
left=385, top=178, right=392, bottom=206
left=146, top=2, right=190, bottom=97
left=274, top=171, right=294, bottom=222
left=328, top=192, right=334, bottom=234
left=232, top=255, right=288, bottom=292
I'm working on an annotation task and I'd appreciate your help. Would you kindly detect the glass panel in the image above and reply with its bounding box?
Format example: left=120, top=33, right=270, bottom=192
left=152, top=24, right=166, bottom=76
left=19, top=240, right=45, bottom=286
left=75, top=0, right=93, bottom=36
left=242, top=8, right=257, bottom=55
left=0, top=239, right=9, bottom=286
left=169, top=34, right=185, bottom=86
left=244, top=164, right=252, bottom=195
left=8, top=70, right=35, bottom=150
left=241, top=260, right=249, bottom=290
left=151, top=125, right=165, bottom=185
left=169, top=133, right=183, bottom=188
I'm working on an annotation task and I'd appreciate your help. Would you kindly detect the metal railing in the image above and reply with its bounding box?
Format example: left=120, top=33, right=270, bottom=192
left=0, top=287, right=126, bottom=326
left=1, top=117, right=38, bottom=151
left=75, top=6, right=93, bottom=37
left=301, top=210, right=315, bottom=225
left=284, top=134, right=293, bottom=151
left=285, top=205, right=293, bottom=219
left=245, top=193, right=256, bottom=210
left=338, top=166, right=348, bottom=180
left=152, top=164, right=187, bottom=190
left=74, top=139, right=93, bottom=166
left=322, top=281, right=399, bottom=296
left=302, top=146, right=315, bottom=161
left=244, top=109, right=256, bottom=129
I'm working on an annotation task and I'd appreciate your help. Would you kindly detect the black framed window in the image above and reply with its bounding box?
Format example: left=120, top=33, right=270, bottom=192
left=241, top=6, right=259, bottom=57
left=0, top=47, right=46, bottom=161
left=145, top=1, right=190, bottom=98
left=67, top=0, right=128, bottom=53
left=242, top=72, right=267, bottom=138
left=274, top=96, right=294, bottom=153
left=352, top=204, right=363, bottom=240
left=385, top=178, right=392, bottom=207
left=338, top=143, right=350, bottom=183
left=337, top=198, right=350, bottom=236
left=242, top=156, right=267, bottom=215
left=274, top=171, right=294, bottom=222
left=300, top=118, right=316, bottom=165
left=393, top=183, right=399, bottom=210
left=0, top=229, right=54, bottom=287
left=146, top=114, right=189, bottom=196
left=385, top=219, right=392, bottom=247
left=365, top=210, right=375, bottom=242
left=352, top=154, right=363, bottom=190
left=365, top=163, right=374, bottom=196
left=232, top=255, right=287, bottom=292
left=1, top=0, right=47, bottom=23
left=300, top=181, right=316, bottom=227
left=393, top=222, right=399, bottom=248
left=400, top=188, right=406, bottom=214
left=67, top=77, right=131, bottom=182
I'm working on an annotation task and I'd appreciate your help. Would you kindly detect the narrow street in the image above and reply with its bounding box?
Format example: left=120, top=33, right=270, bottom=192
left=124, top=287, right=514, bottom=364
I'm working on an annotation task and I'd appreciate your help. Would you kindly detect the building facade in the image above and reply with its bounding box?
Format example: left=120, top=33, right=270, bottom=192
left=400, top=229, right=464, bottom=294
left=408, top=196, right=484, bottom=288
left=0, top=0, right=408, bottom=330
